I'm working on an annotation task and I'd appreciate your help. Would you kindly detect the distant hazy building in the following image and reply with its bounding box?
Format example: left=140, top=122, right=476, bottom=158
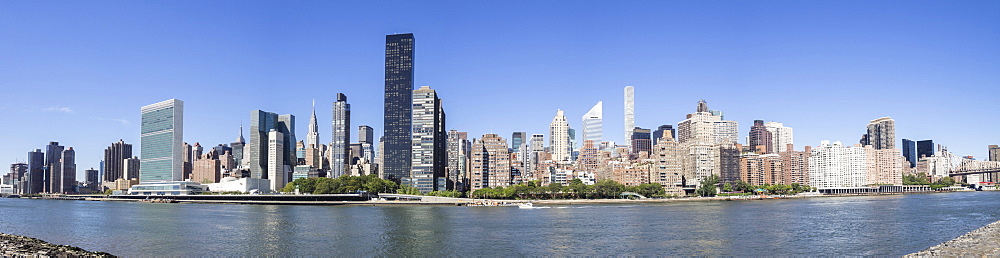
left=231, top=126, right=246, bottom=169
left=103, top=139, right=132, bottom=182
left=139, top=99, right=184, bottom=183
left=447, top=131, right=470, bottom=191
left=902, top=139, right=917, bottom=168
left=624, top=86, right=634, bottom=149
left=59, top=147, right=76, bottom=193
left=43, top=142, right=64, bottom=193
left=330, top=93, right=351, bottom=178
left=861, top=117, right=895, bottom=150
left=582, top=101, right=603, bottom=144
left=749, top=120, right=773, bottom=154
left=84, top=168, right=99, bottom=191
left=383, top=33, right=415, bottom=183
left=549, top=110, right=571, bottom=162
left=917, top=140, right=935, bottom=158
left=470, top=134, right=511, bottom=191
left=407, top=86, right=446, bottom=192
left=991, top=145, right=1000, bottom=162
left=765, top=122, right=793, bottom=153
left=358, top=125, right=374, bottom=145
left=652, top=125, right=676, bottom=146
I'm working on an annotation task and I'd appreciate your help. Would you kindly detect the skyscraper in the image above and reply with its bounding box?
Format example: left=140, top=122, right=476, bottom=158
left=383, top=33, right=415, bottom=182
left=140, top=99, right=184, bottom=183
left=307, top=100, right=320, bottom=148
left=624, top=86, right=634, bottom=147
left=511, top=132, right=526, bottom=153
left=764, top=122, right=794, bottom=153
left=267, top=129, right=286, bottom=191
left=59, top=147, right=76, bottom=193
left=26, top=149, right=44, bottom=194
left=917, top=140, right=935, bottom=158
left=408, top=86, right=446, bottom=192
left=470, top=134, right=511, bottom=191
left=990, top=145, right=999, bottom=162
left=44, top=141, right=64, bottom=193
left=631, top=127, right=651, bottom=155
left=103, top=139, right=132, bottom=182
left=652, top=125, right=676, bottom=146
left=331, top=93, right=351, bottom=178
left=447, top=130, right=470, bottom=191
left=862, top=117, right=895, bottom=150
left=749, top=120, right=773, bottom=154
left=358, top=125, right=374, bottom=145
left=902, top=139, right=917, bottom=167
left=677, top=100, right=738, bottom=145
left=248, top=110, right=295, bottom=182
left=582, top=101, right=603, bottom=144
left=549, top=109, right=571, bottom=162
left=231, top=126, right=246, bottom=169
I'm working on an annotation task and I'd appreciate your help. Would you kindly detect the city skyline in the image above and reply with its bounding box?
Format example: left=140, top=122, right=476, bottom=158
left=3, top=1, right=1000, bottom=177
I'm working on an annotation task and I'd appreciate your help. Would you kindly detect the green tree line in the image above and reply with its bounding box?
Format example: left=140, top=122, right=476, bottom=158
left=903, top=173, right=956, bottom=189
left=470, top=179, right=669, bottom=200
left=281, top=175, right=398, bottom=194
left=697, top=175, right=814, bottom=197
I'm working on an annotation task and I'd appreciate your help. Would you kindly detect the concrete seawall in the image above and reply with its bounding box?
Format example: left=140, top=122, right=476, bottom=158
left=906, top=220, right=1000, bottom=257
left=0, top=233, right=113, bottom=257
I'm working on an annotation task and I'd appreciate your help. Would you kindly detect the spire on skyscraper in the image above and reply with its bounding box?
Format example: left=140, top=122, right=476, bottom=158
left=307, top=99, right=320, bottom=147
left=237, top=125, right=245, bottom=144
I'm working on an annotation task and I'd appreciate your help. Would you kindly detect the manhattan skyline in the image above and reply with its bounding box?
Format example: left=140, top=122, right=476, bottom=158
left=3, top=1, right=999, bottom=177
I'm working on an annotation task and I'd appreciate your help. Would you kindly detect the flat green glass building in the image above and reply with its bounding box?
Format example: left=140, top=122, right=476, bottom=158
left=140, top=99, right=184, bottom=183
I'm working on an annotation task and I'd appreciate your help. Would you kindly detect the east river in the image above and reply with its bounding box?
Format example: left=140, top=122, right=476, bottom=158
left=1, top=191, right=999, bottom=256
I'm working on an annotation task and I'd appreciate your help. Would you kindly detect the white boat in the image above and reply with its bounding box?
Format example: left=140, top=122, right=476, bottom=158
left=518, top=202, right=535, bottom=209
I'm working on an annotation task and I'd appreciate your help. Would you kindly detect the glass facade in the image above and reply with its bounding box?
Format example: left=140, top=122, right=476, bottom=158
left=383, top=33, right=415, bottom=182
left=331, top=93, right=351, bottom=178
left=902, top=139, right=916, bottom=167
left=140, top=99, right=183, bottom=183
left=409, top=86, right=446, bottom=193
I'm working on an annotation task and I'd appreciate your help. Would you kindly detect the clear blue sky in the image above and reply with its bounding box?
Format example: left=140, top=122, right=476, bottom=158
left=2, top=1, right=999, bottom=178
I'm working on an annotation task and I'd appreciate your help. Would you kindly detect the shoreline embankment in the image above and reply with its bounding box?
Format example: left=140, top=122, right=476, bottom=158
left=906, top=219, right=1000, bottom=257
left=0, top=233, right=113, bottom=257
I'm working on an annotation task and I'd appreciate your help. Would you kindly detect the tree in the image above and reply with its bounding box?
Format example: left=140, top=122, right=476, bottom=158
left=696, top=175, right=719, bottom=197
left=593, top=180, right=624, bottom=199
left=721, top=182, right=733, bottom=192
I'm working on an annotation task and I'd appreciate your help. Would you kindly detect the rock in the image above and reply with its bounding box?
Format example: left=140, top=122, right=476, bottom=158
left=906, top=220, right=1000, bottom=257
left=0, top=233, right=115, bottom=257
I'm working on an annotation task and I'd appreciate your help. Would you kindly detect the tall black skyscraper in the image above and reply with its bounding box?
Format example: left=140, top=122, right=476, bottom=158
left=917, top=140, right=935, bottom=159
left=26, top=149, right=44, bottom=194
left=383, top=33, right=415, bottom=182
left=901, top=139, right=916, bottom=168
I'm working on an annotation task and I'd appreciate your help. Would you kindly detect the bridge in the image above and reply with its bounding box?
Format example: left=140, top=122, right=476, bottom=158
left=946, top=158, right=1000, bottom=177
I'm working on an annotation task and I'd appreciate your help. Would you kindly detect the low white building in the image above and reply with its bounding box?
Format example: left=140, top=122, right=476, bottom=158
left=204, top=177, right=271, bottom=193
left=127, top=181, right=206, bottom=195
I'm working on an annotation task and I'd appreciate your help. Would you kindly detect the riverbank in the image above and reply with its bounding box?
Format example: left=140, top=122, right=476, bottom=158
left=906, top=219, right=1000, bottom=257
left=0, top=233, right=113, bottom=257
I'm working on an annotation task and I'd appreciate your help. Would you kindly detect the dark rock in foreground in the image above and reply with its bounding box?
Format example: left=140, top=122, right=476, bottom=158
left=906, top=220, right=1000, bottom=257
left=0, top=233, right=114, bottom=257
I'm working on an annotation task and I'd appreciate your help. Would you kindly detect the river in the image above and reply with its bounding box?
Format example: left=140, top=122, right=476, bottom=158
left=1, top=191, right=998, bottom=256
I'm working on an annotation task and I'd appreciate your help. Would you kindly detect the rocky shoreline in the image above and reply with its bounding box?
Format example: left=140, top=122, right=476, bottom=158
left=0, top=233, right=114, bottom=257
left=906, top=220, right=1000, bottom=257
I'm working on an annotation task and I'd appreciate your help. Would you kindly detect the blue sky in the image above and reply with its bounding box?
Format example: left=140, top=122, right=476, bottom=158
left=2, top=1, right=999, bottom=178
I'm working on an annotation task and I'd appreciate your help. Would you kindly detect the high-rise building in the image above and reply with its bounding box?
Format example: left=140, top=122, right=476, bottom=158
left=408, top=86, right=446, bottom=192
left=9, top=163, right=27, bottom=194
left=865, top=146, right=903, bottom=186
left=990, top=145, right=1000, bottom=162
left=624, top=86, right=634, bottom=148
left=764, top=122, right=793, bottom=153
left=231, top=126, right=246, bottom=169
left=267, top=129, right=286, bottom=191
left=358, top=125, right=374, bottom=145
left=652, top=130, right=685, bottom=193
left=676, top=100, right=738, bottom=186
left=277, top=115, right=296, bottom=171
left=383, top=33, right=415, bottom=182
left=124, top=157, right=140, bottom=180
left=307, top=100, right=320, bottom=148
left=331, top=93, right=351, bottom=178
left=902, top=139, right=917, bottom=168
left=26, top=149, right=44, bottom=194
left=192, top=153, right=221, bottom=184
left=749, top=120, right=773, bottom=154
left=740, top=153, right=782, bottom=186
left=182, top=142, right=193, bottom=180
left=247, top=110, right=295, bottom=182
left=549, top=109, right=571, bottom=162
left=780, top=145, right=811, bottom=186
left=862, top=117, right=895, bottom=150
left=44, top=141, right=64, bottom=193
left=84, top=168, right=99, bottom=191
left=652, top=125, right=676, bottom=146
left=677, top=100, right=738, bottom=145
left=917, top=140, right=935, bottom=158
left=582, top=101, right=603, bottom=144
left=59, top=147, right=76, bottom=193
left=103, top=140, right=132, bottom=182
left=808, top=141, right=867, bottom=189
left=470, top=134, right=511, bottom=191
left=631, top=127, right=652, bottom=155
left=447, top=130, right=470, bottom=191
left=140, top=99, right=184, bottom=183
left=511, top=132, right=527, bottom=153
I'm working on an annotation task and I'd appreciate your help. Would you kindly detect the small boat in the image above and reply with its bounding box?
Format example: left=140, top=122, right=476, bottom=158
left=518, top=202, right=534, bottom=208
left=466, top=201, right=518, bottom=207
